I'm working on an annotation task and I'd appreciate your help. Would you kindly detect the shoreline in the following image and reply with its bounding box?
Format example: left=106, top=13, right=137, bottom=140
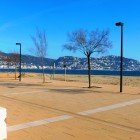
left=0, top=69, right=140, bottom=77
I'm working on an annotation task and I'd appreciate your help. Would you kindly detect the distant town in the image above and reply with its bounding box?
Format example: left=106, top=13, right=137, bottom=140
left=0, top=52, right=140, bottom=71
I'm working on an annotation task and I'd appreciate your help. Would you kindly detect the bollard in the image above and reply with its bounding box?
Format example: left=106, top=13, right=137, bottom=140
left=0, top=107, right=7, bottom=140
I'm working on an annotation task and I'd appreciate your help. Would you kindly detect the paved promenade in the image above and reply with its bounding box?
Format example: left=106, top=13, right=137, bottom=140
left=0, top=77, right=140, bottom=140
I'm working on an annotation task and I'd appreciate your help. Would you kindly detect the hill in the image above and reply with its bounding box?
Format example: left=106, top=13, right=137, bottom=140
left=0, top=52, right=140, bottom=71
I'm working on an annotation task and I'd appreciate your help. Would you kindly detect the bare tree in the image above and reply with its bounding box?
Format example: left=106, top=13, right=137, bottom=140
left=64, top=29, right=112, bottom=88
left=4, top=56, right=11, bottom=69
left=31, top=28, right=48, bottom=83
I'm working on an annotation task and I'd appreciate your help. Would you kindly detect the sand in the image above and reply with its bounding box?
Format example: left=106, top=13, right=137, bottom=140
left=0, top=72, right=140, bottom=140
left=0, top=72, right=139, bottom=87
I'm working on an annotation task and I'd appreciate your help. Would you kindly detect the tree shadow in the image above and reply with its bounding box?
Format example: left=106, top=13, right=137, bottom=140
left=49, top=88, right=92, bottom=94
left=82, top=86, right=102, bottom=89
left=49, top=88, right=140, bottom=95
left=0, top=82, right=44, bottom=88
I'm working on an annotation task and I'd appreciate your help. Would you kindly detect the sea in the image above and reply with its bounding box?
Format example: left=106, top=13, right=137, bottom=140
left=0, top=69, right=140, bottom=76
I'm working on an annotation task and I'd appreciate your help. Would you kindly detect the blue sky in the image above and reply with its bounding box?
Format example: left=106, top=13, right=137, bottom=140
left=0, top=0, right=140, bottom=61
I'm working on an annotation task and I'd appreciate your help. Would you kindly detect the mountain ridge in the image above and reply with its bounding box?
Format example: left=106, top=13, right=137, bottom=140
left=0, top=52, right=140, bottom=71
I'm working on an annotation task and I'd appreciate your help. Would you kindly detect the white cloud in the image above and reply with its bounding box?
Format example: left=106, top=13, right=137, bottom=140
left=0, top=23, right=13, bottom=31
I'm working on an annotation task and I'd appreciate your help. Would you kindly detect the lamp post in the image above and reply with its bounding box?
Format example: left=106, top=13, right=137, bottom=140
left=16, top=43, right=21, bottom=82
left=115, top=22, right=124, bottom=92
left=53, top=63, right=55, bottom=80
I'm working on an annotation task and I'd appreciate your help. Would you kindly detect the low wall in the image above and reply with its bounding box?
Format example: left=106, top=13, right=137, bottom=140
left=0, top=107, right=7, bottom=140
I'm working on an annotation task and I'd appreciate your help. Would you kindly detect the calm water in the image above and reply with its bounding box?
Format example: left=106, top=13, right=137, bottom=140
left=0, top=69, right=140, bottom=76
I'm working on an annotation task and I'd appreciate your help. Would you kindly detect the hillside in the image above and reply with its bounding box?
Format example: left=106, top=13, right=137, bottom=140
left=0, top=52, right=140, bottom=71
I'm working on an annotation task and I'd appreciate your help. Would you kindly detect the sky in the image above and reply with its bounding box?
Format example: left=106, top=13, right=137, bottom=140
left=0, top=0, right=140, bottom=61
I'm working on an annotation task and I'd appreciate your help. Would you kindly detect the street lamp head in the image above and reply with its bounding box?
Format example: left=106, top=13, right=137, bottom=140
left=115, top=22, right=124, bottom=26
left=16, top=43, right=21, bottom=45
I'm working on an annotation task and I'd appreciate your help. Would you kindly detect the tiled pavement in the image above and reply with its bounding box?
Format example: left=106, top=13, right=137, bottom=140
left=0, top=78, right=140, bottom=140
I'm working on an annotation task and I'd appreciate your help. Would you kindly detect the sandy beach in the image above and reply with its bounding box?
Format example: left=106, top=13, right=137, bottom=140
left=1, top=72, right=139, bottom=87
left=0, top=72, right=140, bottom=140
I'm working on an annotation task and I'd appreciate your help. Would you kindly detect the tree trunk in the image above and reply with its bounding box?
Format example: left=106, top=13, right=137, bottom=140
left=15, top=63, right=17, bottom=80
left=42, top=67, right=45, bottom=83
left=41, top=57, right=45, bottom=83
left=87, top=55, right=91, bottom=88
